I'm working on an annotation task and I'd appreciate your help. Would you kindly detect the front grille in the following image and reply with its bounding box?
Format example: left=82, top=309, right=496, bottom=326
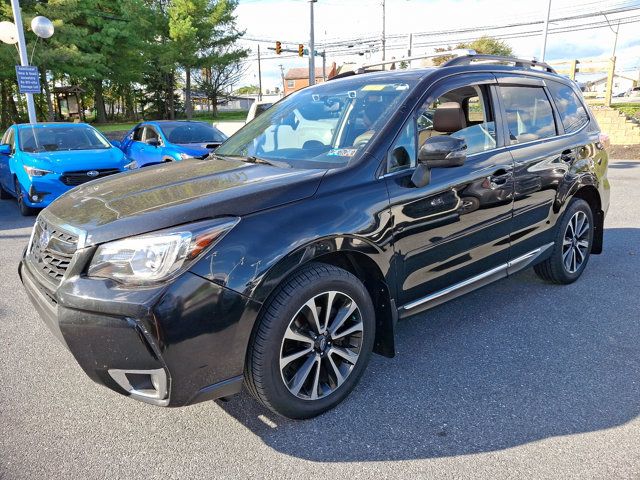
left=60, top=169, right=120, bottom=186
left=29, top=220, right=78, bottom=284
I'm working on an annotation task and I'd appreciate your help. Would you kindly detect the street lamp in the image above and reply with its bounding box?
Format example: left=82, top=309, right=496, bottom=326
left=0, top=1, right=55, bottom=124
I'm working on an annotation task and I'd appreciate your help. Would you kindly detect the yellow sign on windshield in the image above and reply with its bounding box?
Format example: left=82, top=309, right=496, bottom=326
left=362, top=84, right=386, bottom=91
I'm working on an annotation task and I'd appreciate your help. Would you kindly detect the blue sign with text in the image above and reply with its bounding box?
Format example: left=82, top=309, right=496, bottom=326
left=15, top=66, right=41, bottom=94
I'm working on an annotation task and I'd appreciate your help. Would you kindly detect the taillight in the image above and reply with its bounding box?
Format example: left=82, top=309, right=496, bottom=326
left=598, top=133, right=610, bottom=150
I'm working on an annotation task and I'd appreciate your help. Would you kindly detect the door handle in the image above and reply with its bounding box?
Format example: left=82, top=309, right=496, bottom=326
left=489, top=168, right=511, bottom=186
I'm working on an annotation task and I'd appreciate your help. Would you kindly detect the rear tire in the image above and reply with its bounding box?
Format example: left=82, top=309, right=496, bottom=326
left=15, top=177, right=38, bottom=216
left=244, top=262, right=375, bottom=419
left=534, top=198, right=594, bottom=284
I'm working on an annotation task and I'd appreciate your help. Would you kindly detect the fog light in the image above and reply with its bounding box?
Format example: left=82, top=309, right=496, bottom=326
left=108, top=368, right=168, bottom=405
left=31, top=194, right=40, bottom=202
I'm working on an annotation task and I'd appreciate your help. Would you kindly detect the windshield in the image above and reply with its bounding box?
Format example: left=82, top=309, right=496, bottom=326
left=159, top=122, right=226, bottom=144
left=18, top=126, right=111, bottom=153
left=216, top=76, right=417, bottom=168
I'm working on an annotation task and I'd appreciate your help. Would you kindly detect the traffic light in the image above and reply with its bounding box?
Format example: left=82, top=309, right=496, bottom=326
left=298, top=44, right=304, bottom=57
left=275, top=41, right=282, bottom=55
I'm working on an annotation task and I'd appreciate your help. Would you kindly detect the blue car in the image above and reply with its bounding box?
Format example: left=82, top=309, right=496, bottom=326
left=120, top=120, right=228, bottom=168
left=0, top=123, right=132, bottom=216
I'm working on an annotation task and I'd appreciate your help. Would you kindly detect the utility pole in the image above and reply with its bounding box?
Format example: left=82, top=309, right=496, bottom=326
left=381, top=0, right=386, bottom=63
left=278, top=64, right=285, bottom=96
left=407, top=33, right=413, bottom=68
left=309, top=0, right=317, bottom=86
left=10, top=0, right=37, bottom=123
left=322, top=51, right=326, bottom=81
left=257, top=44, right=262, bottom=101
left=540, top=0, right=552, bottom=61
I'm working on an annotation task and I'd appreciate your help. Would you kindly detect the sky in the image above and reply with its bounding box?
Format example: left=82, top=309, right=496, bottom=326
left=232, top=0, right=640, bottom=91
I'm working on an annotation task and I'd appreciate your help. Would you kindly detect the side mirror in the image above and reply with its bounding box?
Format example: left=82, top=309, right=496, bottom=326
left=145, top=138, right=160, bottom=147
left=418, top=135, right=467, bottom=168
left=411, top=136, right=467, bottom=188
left=110, top=139, right=122, bottom=148
left=0, top=144, right=11, bottom=155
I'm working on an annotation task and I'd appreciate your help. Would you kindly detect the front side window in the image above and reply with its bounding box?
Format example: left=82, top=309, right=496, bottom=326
left=499, top=86, right=556, bottom=144
left=387, top=84, right=498, bottom=173
left=547, top=81, right=589, bottom=134
left=216, top=76, right=417, bottom=168
left=143, top=127, right=160, bottom=142
left=18, top=126, right=111, bottom=153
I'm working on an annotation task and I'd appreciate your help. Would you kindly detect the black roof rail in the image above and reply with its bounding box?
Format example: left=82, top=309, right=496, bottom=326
left=441, top=54, right=557, bottom=74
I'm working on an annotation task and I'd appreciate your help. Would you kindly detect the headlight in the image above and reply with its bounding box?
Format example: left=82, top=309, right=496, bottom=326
left=87, top=217, right=239, bottom=285
left=23, top=165, right=53, bottom=177
left=178, top=153, right=197, bottom=160
left=124, top=160, right=138, bottom=170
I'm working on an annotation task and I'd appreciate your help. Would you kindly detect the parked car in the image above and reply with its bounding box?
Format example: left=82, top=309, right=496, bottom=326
left=20, top=54, right=610, bottom=419
left=0, top=123, right=132, bottom=216
left=246, top=100, right=274, bottom=123
left=120, top=120, right=227, bottom=168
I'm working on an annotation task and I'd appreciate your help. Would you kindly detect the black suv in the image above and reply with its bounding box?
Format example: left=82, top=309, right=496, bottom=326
left=20, top=55, right=610, bottom=419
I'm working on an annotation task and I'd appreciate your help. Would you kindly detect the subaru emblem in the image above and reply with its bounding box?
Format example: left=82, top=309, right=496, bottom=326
left=38, top=227, right=51, bottom=251
left=87, top=170, right=99, bottom=177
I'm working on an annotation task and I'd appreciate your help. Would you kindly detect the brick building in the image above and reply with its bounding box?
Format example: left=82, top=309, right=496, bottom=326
left=283, top=63, right=337, bottom=95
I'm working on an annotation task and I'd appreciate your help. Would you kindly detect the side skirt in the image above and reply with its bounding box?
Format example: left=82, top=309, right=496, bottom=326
left=398, top=243, right=554, bottom=319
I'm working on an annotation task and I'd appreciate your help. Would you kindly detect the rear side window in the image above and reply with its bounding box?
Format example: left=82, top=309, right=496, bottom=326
left=498, top=86, right=556, bottom=144
left=547, top=81, right=589, bottom=134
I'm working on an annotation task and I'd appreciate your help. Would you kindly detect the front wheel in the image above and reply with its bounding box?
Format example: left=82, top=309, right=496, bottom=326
left=15, top=178, right=38, bottom=216
left=244, top=263, right=375, bottom=419
left=534, top=198, right=594, bottom=284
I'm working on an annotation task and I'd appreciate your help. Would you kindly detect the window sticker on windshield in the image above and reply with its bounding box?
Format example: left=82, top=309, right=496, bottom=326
left=348, top=91, right=357, bottom=99
left=327, top=148, right=358, bottom=157
left=362, top=84, right=386, bottom=91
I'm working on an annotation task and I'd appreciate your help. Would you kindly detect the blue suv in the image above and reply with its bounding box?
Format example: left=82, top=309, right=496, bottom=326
left=0, top=123, right=131, bottom=216
left=120, top=120, right=227, bottom=168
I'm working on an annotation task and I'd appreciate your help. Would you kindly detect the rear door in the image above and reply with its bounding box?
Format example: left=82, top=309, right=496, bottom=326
left=494, top=75, right=577, bottom=263
left=385, top=73, right=515, bottom=312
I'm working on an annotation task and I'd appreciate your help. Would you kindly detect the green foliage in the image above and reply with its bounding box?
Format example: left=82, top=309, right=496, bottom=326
left=433, top=36, right=514, bottom=66
left=235, top=85, right=259, bottom=95
left=0, top=0, right=247, bottom=126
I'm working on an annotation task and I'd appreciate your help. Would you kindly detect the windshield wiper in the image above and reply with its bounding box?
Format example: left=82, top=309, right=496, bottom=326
left=216, top=154, right=289, bottom=168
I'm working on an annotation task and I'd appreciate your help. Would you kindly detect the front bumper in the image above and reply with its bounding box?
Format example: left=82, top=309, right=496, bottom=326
left=19, top=257, right=261, bottom=407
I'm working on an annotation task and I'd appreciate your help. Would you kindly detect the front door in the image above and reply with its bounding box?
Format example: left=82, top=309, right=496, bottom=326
left=385, top=73, right=515, bottom=311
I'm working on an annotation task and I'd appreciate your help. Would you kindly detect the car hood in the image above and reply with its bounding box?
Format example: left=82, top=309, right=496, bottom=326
left=44, top=158, right=326, bottom=246
left=27, top=148, right=126, bottom=170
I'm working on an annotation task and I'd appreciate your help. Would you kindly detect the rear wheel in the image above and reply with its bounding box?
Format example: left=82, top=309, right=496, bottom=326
left=244, top=263, right=375, bottom=419
left=15, top=177, right=37, bottom=216
left=534, top=198, right=594, bottom=284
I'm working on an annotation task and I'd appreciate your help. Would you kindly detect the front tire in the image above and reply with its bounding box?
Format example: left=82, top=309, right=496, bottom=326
left=534, top=198, right=594, bottom=284
left=15, top=178, right=38, bottom=216
left=244, top=263, right=375, bottom=419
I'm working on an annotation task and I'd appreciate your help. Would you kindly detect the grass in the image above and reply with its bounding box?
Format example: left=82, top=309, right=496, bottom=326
left=93, top=110, right=248, bottom=133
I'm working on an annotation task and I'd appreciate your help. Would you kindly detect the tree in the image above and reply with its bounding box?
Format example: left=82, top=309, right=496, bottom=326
left=432, top=36, right=513, bottom=65
left=235, top=85, right=259, bottom=95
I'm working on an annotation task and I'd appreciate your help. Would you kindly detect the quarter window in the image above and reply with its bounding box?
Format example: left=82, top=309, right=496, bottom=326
left=498, top=86, right=556, bottom=144
left=547, top=81, right=589, bottom=134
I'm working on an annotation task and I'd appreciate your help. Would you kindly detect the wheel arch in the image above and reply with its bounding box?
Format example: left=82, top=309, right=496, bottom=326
left=572, top=184, right=603, bottom=254
left=251, top=238, right=397, bottom=358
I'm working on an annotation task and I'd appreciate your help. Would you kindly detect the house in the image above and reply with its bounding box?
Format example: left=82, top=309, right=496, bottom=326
left=284, top=62, right=337, bottom=95
left=581, top=73, right=638, bottom=96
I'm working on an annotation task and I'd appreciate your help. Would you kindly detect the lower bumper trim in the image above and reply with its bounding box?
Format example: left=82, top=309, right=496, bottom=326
left=188, top=375, right=244, bottom=405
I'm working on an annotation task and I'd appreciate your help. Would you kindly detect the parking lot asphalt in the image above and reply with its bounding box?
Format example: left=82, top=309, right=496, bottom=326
left=1, top=159, right=639, bottom=480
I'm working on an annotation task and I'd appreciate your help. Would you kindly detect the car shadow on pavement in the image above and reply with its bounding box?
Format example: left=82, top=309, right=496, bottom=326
left=217, top=227, right=640, bottom=462
left=0, top=201, right=37, bottom=232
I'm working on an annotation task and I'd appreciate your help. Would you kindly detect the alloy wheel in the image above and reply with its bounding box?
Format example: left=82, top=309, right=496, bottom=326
left=279, top=290, right=364, bottom=401
left=562, top=210, right=590, bottom=273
